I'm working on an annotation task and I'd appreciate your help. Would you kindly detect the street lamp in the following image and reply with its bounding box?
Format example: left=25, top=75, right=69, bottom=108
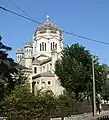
left=92, top=56, right=96, bottom=116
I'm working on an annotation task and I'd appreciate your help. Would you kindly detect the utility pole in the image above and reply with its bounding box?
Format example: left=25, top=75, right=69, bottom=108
left=92, top=56, right=96, bottom=116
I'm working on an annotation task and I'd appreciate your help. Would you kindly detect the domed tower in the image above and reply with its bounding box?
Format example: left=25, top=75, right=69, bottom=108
left=33, top=15, right=63, bottom=57
left=25, top=41, right=33, bottom=68
left=16, top=48, right=24, bottom=64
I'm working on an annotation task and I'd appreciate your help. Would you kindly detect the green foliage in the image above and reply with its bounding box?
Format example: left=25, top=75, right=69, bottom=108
left=56, top=92, right=76, bottom=117
left=2, top=85, right=37, bottom=120
left=1, top=38, right=108, bottom=119
left=0, top=36, right=14, bottom=101
left=54, top=91, right=92, bottom=118
left=0, top=36, right=27, bottom=100
left=11, top=68, right=28, bottom=85
left=55, top=43, right=107, bottom=99
left=1, top=86, right=93, bottom=119
left=0, top=36, right=11, bottom=52
left=2, top=85, right=57, bottom=120
left=98, top=64, right=109, bottom=101
left=101, top=79, right=109, bottom=101
left=0, top=35, right=11, bottom=62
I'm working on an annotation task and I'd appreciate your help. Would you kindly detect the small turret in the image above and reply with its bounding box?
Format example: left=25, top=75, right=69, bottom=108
left=24, top=41, right=33, bottom=68
left=51, top=48, right=58, bottom=71
left=16, top=48, right=24, bottom=64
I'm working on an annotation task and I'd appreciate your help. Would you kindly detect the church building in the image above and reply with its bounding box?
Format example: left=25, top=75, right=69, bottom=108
left=16, top=16, right=64, bottom=95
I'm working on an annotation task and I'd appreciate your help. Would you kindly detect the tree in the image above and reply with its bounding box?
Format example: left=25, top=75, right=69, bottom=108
left=2, top=84, right=57, bottom=120
left=55, top=43, right=107, bottom=99
left=0, top=35, right=23, bottom=101
left=11, top=67, right=29, bottom=85
left=54, top=91, right=92, bottom=119
left=56, top=91, right=75, bottom=119
left=36, top=90, right=57, bottom=120
left=101, top=81, right=109, bottom=101
left=0, top=35, right=12, bottom=101
left=2, top=85, right=37, bottom=120
left=100, top=64, right=109, bottom=101
left=97, top=64, right=109, bottom=101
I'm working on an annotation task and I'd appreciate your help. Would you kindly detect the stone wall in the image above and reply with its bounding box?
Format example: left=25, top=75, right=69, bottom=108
left=51, top=111, right=109, bottom=120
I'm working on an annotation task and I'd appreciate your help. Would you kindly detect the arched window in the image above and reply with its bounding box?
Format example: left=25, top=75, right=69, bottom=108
left=53, top=42, right=55, bottom=50
left=40, top=42, right=46, bottom=51
left=40, top=43, right=41, bottom=51
left=55, top=43, right=57, bottom=50
left=31, top=50, right=33, bottom=56
left=28, top=49, right=31, bottom=56
left=32, top=57, right=35, bottom=62
left=42, top=42, right=44, bottom=51
left=34, top=67, right=37, bottom=73
left=18, top=55, right=19, bottom=61
left=45, top=43, right=46, bottom=51
left=51, top=43, right=52, bottom=50
left=51, top=42, right=57, bottom=51
left=27, top=49, right=28, bottom=55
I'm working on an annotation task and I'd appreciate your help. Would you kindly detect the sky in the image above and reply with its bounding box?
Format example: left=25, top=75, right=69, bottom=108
left=1, top=0, right=109, bottom=64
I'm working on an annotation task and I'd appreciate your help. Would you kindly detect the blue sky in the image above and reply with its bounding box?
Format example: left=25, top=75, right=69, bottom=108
left=1, top=0, right=109, bottom=64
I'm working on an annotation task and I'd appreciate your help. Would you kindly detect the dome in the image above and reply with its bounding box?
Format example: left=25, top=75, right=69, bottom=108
left=34, top=16, right=62, bottom=36
left=25, top=40, right=32, bottom=47
left=16, top=48, right=23, bottom=54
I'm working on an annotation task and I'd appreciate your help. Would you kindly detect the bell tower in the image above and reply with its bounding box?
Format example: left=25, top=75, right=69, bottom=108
left=16, top=48, right=24, bottom=65
left=24, top=41, right=33, bottom=68
left=33, top=15, right=63, bottom=58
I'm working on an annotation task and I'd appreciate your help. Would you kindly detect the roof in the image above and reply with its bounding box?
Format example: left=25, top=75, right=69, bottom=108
left=16, top=48, right=23, bottom=54
left=32, top=54, right=51, bottom=65
left=36, top=54, right=49, bottom=58
left=34, top=16, right=62, bottom=36
left=41, top=57, right=51, bottom=65
left=32, top=71, right=54, bottom=79
left=32, top=59, right=40, bottom=65
left=32, top=57, right=51, bottom=65
left=25, top=40, right=33, bottom=47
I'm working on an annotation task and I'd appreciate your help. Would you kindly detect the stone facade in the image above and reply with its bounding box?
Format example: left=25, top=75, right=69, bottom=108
left=16, top=16, right=64, bottom=95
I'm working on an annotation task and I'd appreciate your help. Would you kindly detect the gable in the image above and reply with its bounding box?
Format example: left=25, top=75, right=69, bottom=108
left=36, top=54, right=49, bottom=61
left=32, top=57, right=51, bottom=65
